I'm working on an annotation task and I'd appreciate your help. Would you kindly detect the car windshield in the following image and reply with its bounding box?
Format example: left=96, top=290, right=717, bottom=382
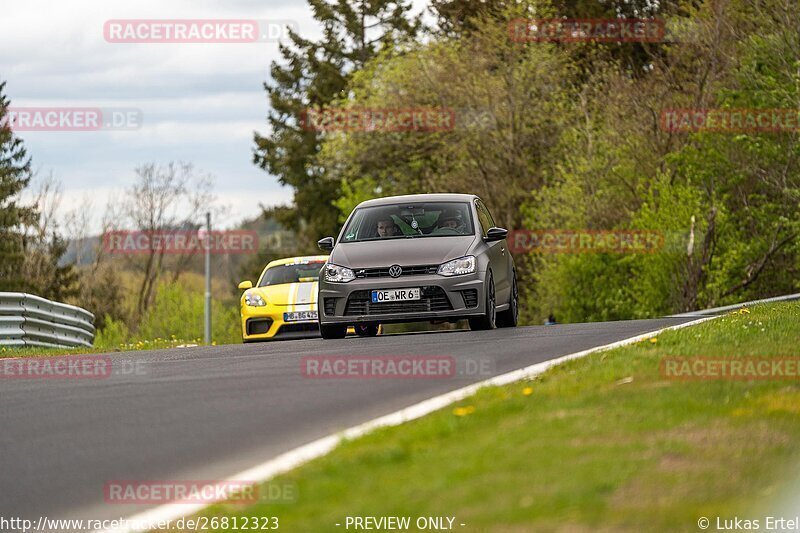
left=258, top=261, right=325, bottom=287
left=340, top=202, right=474, bottom=242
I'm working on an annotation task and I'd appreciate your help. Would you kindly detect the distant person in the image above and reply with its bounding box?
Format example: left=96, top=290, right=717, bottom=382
left=376, top=217, right=400, bottom=238
left=544, top=313, right=557, bottom=325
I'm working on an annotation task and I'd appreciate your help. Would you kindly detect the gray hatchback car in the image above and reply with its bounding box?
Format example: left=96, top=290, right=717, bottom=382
left=316, top=193, right=518, bottom=339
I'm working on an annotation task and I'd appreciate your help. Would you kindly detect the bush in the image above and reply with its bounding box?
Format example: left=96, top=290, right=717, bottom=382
left=138, top=283, right=240, bottom=344
left=94, top=316, right=131, bottom=349
left=94, top=283, right=241, bottom=348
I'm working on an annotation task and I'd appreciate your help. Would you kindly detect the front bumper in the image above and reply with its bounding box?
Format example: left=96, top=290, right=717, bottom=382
left=318, top=271, right=486, bottom=325
left=241, top=303, right=320, bottom=341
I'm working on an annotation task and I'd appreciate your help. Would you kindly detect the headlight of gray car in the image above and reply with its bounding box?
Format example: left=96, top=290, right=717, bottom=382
left=324, top=263, right=356, bottom=283
left=437, top=255, right=476, bottom=276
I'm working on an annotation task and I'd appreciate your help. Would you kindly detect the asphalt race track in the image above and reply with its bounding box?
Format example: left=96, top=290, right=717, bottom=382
left=0, top=318, right=696, bottom=523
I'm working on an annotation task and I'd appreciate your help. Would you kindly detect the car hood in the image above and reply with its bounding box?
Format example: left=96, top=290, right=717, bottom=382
left=330, top=236, right=477, bottom=268
left=246, top=281, right=318, bottom=306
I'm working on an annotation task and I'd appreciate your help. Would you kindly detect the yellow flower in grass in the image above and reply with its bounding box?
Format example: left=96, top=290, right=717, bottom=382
left=523, top=387, right=534, bottom=396
left=453, top=406, right=475, bottom=417
left=649, top=337, right=658, bottom=343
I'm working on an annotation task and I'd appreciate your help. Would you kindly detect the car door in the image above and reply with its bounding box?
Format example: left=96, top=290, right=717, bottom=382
left=474, top=199, right=510, bottom=305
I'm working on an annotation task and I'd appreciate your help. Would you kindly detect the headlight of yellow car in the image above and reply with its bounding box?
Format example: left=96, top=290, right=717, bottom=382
left=244, top=293, right=266, bottom=307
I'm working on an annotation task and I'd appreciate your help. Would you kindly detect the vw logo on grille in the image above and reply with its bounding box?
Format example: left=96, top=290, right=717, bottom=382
left=388, top=265, right=403, bottom=278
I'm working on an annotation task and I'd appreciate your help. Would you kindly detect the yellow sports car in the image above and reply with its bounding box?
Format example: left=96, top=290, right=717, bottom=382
left=238, top=255, right=329, bottom=341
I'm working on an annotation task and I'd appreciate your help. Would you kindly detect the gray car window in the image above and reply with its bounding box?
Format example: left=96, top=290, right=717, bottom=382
left=474, top=200, right=493, bottom=237
left=341, top=202, right=475, bottom=242
left=258, top=262, right=326, bottom=287
left=480, top=200, right=497, bottom=227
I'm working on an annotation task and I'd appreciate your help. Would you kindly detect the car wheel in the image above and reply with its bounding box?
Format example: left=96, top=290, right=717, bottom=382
left=355, top=324, right=379, bottom=337
left=497, top=271, right=519, bottom=328
left=320, top=323, right=347, bottom=339
left=468, top=272, right=497, bottom=331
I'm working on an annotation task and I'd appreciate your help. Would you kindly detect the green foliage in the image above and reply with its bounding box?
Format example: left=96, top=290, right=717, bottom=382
left=253, top=1, right=420, bottom=251
left=137, top=283, right=240, bottom=345
left=24, top=231, right=80, bottom=302
left=92, top=281, right=241, bottom=349
left=0, top=81, right=37, bottom=291
left=269, top=0, right=799, bottom=324
left=317, top=10, right=580, bottom=230
left=518, top=0, right=800, bottom=321
left=76, top=265, right=129, bottom=331
left=333, top=177, right=384, bottom=224
left=94, top=316, right=131, bottom=349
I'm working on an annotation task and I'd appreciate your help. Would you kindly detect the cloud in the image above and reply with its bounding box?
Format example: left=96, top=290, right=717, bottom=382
left=2, top=0, right=431, bottom=234
left=1, top=0, right=316, bottom=232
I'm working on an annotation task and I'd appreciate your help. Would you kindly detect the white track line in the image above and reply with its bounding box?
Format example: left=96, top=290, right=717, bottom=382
left=99, top=316, right=717, bottom=532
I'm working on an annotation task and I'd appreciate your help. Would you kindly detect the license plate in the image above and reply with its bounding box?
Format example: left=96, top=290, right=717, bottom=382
left=284, top=310, right=318, bottom=322
left=371, top=288, right=421, bottom=303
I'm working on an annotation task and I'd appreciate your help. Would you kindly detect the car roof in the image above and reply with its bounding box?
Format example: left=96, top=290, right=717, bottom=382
left=265, top=255, right=329, bottom=269
left=355, top=193, right=480, bottom=209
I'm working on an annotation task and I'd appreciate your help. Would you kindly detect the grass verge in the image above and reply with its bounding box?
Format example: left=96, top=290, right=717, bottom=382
left=0, top=337, right=210, bottom=359
left=195, top=301, right=800, bottom=532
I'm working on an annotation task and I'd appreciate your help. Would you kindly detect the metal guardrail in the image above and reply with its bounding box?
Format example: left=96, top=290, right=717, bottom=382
left=668, top=293, right=800, bottom=318
left=0, top=293, right=95, bottom=348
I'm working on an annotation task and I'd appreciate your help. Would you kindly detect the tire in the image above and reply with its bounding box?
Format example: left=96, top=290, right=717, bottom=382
left=355, top=323, right=379, bottom=337
left=497, top=271, right=519, bottom=328
left=468, top=272, right=497, bottom=331
left=320, top=323, right=347, bottom=339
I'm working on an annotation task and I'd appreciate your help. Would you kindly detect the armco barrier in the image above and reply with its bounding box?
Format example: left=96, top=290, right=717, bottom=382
left=668, top=293, right=800, bottom=318
left=0, top=293, right=95, bottom=348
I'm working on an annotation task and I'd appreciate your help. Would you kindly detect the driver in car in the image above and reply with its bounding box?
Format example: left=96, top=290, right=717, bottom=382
left=434, top=210, right=465, bottom=234
left=376, top=217, right=401, bottom=238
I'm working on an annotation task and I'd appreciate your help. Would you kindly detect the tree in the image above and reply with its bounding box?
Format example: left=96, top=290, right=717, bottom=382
left=317, top=7, right=580, bottom=229
left=0, top=81, right=37, bottom=291
left=21, top=174, right=79, bottom=301
left=253, top=0, right=419, bottom=250
left=429, top=0, right=511, bottom=36
left=116, top=162, right=220, bottom=318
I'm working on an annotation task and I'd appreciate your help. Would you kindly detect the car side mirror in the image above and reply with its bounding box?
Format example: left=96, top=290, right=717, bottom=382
left=318, top=236, right=335, bottom=252
left=485, top=227, right=508, bottom=242
left=238, top=280, right=253, bottom=290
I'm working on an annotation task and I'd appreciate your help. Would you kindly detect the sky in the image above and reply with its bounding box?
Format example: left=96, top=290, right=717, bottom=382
left=0, top=0, right=426, bottom=233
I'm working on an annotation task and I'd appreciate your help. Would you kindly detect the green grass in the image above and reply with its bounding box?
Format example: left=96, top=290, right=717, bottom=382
left=0, top=336, right=212, bottom=359
left=194, top=301, right=800, bottom=532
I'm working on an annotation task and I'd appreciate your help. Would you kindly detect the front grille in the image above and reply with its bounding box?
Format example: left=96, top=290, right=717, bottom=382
left=324, top=298, right=338, bottom=316
left=344, top=286, right=452, bottom=316
left=354, top=264, right=438, bottom=279
left=247, top=318, right=272, bottom=335
left=462, top=289, right=479, bottom=308
left=278, top=323, right=319, bottom=334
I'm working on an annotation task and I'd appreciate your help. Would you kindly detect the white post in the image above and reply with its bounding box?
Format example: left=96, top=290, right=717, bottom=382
left=204, top=211, right=212, bottom=345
